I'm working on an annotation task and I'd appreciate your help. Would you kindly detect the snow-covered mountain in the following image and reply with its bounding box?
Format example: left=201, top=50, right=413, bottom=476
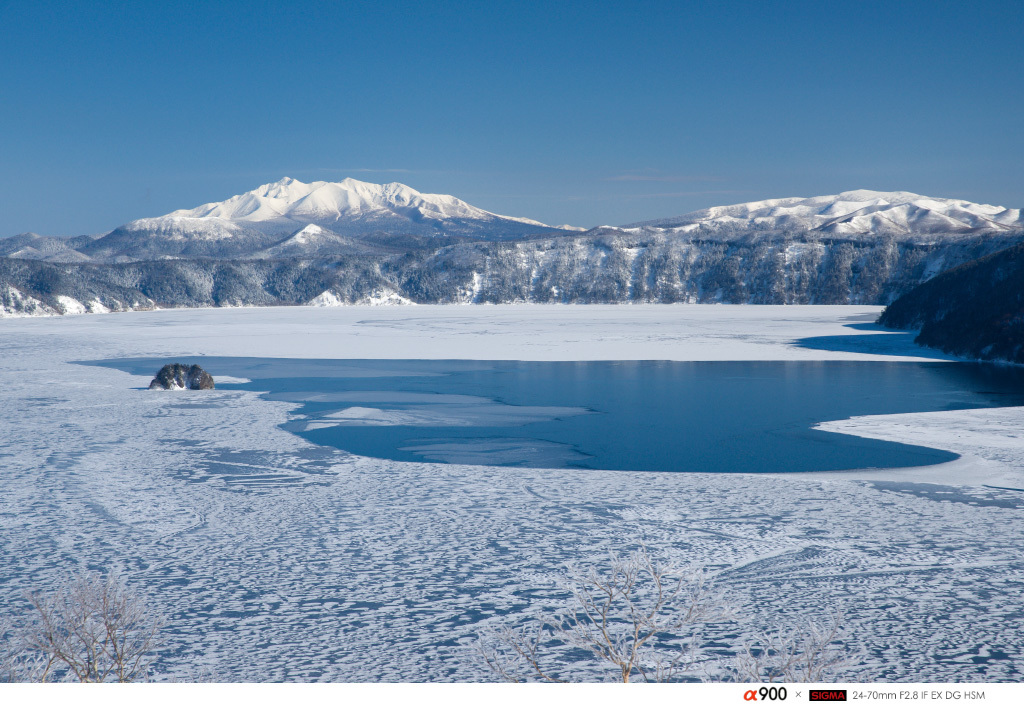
left=624, top=190, right=1024, bottom=241
left=5, top=185, right=1024, bottom=316
left=125, top=177, right=569, bottom=248
left=170, top=176, right=553, bottom=231
left=9, top=185, right=1021, bottom=263
left=0, top=233, right=100, bottom=262
left=72, top=177, right=574, bottom=261
left=7, top=221, right=1022, bottom=317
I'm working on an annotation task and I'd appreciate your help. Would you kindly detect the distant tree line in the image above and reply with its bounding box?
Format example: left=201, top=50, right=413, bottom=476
left=2, top=230, right=1021, bottom=314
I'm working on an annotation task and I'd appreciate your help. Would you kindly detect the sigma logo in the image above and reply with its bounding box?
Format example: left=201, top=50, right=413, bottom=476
left=809, top=689, right=848, bottom=701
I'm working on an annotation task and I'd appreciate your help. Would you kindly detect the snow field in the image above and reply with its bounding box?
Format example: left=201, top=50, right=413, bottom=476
left=1, top=305, right=1022, bottom=681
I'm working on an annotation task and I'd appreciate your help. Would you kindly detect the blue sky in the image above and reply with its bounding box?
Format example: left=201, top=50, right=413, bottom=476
left=1, top=0, right=1022, bottom=235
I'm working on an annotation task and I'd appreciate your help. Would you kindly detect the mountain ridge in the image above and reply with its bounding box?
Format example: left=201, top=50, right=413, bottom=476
left=146, top=176, right=564, bottom=240
left=5, top=182, right=1022, bottom=263
left=3, top=182, right=1023, bottom=316
left=622, top=189, right=1024, bottom=240
left=59, top=176, right=579, bottom=262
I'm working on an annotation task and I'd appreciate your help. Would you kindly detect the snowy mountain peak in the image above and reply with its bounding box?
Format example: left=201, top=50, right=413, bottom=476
left=835, top=189, right=920, bottom=202
left=290, top=223, right=327, bottom=242
left=74, top=177, right=578, bottom=260
left=624, top=189, right=1024, bottom=239
left=157, top=177, right=554, bottom=236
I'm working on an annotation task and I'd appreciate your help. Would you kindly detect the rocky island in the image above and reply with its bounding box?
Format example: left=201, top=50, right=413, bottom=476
left=148, top=363, right=215, bottom=390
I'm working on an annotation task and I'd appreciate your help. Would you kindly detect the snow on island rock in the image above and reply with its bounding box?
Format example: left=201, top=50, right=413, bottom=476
left=149, top=364, right=215, bottom=390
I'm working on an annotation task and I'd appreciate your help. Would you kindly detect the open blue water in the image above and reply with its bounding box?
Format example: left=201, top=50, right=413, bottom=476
left=92, top=357, right=1024, bottom=474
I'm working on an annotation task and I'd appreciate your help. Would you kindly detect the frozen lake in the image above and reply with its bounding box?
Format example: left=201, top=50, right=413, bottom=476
left=94, top=357, right=1024, bottom=474
left=4, top=306, right=1024, bottom=681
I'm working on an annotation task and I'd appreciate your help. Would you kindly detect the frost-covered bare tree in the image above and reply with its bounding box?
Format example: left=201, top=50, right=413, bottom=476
left=4, top=571, right=162, bottom=682
left=721, top=610, right=853, bottom=683
left=478, top=544, right=734, bottom=682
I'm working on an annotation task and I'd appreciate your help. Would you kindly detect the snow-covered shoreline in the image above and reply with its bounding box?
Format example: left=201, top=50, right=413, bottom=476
left=0, top=302, right=953, bottom=361
left=2, top=304, right=1022, bottom=681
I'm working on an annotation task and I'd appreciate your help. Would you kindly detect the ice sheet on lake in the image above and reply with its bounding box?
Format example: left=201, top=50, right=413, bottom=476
left=398, top=437, right=591, bottom=466
left=304, top=402, right=591, bottom=428
left=268, top=391, right=489, bottom=404
left=212, top=375, right=251, bottom=384
left=1, top=305, right=1023, bottom=681
left=817, top=407, right=1024, bottom=489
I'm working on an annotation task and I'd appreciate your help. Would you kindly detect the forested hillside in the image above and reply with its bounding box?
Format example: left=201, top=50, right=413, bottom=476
left=3, top=230, right=1021, bottom=316
left=878, top=241, right=1024, bottom=363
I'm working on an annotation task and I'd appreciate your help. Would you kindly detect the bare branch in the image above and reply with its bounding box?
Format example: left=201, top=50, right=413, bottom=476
left=723, top=610, right=854, bottom=683
left=10, top=571, right=163, bottom=683
left=478, top=544, right=732, bottom=682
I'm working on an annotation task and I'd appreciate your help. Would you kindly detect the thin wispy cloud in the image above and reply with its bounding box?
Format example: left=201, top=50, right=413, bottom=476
left=246, top=168, right=429, bottom=179
left=625, top=189, right=751, bottom=199
left=171, top=168, right=419, bottom=181
left=557, top=189, right=751, bottom=202
left=605, top=171, right=724, bottom=183
left=315, top=168, right=415, bottom=174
